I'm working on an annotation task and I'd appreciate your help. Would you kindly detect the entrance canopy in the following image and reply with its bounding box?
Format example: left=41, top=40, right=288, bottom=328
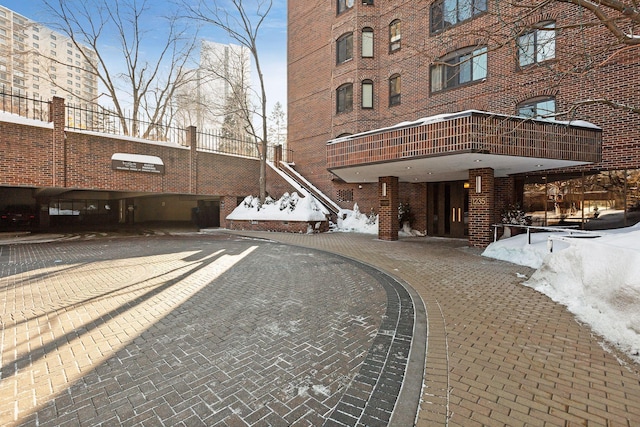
left=327, top=110, right=602, bottom=183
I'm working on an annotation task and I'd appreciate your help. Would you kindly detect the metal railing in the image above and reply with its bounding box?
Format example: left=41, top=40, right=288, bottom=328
left=1, top=89, right=285, bottom=161
left=0, top=86, right=50, bottom=122
left=492, top=223, right=605, bottom=246
left=65, top=103, right=186, bottom=145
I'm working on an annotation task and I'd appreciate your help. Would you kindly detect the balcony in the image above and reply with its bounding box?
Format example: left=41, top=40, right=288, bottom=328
left=327, top=110, right=602, bottom=183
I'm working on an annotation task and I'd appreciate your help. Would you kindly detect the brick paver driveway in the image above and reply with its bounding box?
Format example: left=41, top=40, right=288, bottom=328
left=0, top=232, right=421, bottom=426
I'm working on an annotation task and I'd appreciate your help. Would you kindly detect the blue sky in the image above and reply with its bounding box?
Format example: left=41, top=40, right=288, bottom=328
left=1, top=0, right=288, bottom=114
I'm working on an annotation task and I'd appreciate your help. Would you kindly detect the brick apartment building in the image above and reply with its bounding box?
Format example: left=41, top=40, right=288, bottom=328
left=287, top=1, right=639, bottom=247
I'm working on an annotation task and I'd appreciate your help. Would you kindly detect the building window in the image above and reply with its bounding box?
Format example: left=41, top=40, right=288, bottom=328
left=362, top=27, right=374, bottom=58
left=337, top=33, right=353, bottom=64
left=362, top=80, right=373, bottom=108
left=389, top=20, right=401, bottom=52
left=518, top=21, right=556, bottom=67
left=337, top=0, right=354, bottom=14
left=336, top=83, right=353, bottom=113
left=430, top=46, right=487, bottom=92
left=517, top=98, right=556, bottom=118
left=389, top=74, right=401, bottom=106
left=430, top=0, right=488, bottom=33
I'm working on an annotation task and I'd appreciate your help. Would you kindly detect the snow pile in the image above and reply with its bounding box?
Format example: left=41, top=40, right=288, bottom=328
left=335, top=204, right=378, bottom=234
left=226, top=192, right=327, bottom=222
left=482, top=225, right=640, bottom=361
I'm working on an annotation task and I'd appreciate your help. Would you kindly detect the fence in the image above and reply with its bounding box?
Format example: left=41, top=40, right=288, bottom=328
left=0, top=89, right=285, bottom=161
left=65, top=103, right=186, bottom=145
left=0, top=86, right=50, bottom=122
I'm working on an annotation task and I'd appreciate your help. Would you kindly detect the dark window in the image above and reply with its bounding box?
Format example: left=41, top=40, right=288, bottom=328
left=337, top=83, right=353, bottom=113
left=362, top=80, right=374, bottom=108
left=362, top=28, right=374, bottom=58
left=518, top=22, right=556, bottom=67
left=517, top=98, right=556, bottom=118
left=337, top=33, right=353, bottom=64
left=389, top=20, right=401, bottom=52
left=430, top=46, right=487, bottom=92
left=337, top=0, right=354, bottom=14
left=430, top=0, right=487, bottom=33
left=389, top=74, right=401, bottom=106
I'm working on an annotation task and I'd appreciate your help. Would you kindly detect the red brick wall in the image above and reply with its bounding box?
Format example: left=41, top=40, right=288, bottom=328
left=1, top=100, right=298, bottom=212
left=288, top=1, right=640, bottom=224
left=0, top=122, right=54, bottom=187
left=227, top=219, right=329, bottom=234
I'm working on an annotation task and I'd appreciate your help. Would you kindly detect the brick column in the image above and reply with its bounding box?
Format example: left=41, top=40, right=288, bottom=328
left=220, top=195, right=238, bottom=229
left=469, top=168, right=495, bottom=248
left=187, top=126, right=197, bottom=194
left=50, top=97, right=66, bottom=187
left=378, top=176, right=399, bottom=241
left=274, top=145, right=282, bottom=166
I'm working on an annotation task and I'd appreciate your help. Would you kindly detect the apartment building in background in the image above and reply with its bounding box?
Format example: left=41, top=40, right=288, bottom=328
left=0, top=5, right=98, bottom=103
left=175, top=40, right=251, bottom=133
left=287, top=1, right=639, bottom=246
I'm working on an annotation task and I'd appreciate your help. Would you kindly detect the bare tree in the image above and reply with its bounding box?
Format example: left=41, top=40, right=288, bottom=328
left=42, top=0, right=198, bottom=137
left=182, top=0, right=273, bottom=202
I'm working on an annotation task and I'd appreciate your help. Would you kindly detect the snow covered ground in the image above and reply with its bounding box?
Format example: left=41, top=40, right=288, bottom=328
left=229, top=193, right=640, bottom=363
left=483, top=224, right=640, bottom=363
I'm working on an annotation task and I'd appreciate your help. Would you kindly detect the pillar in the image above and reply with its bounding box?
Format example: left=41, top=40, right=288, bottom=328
left=220, top=195, right=238, bottom=229
left=469, top=168, right=495, bottom=248
left=378, top=176, right=399, bottom=241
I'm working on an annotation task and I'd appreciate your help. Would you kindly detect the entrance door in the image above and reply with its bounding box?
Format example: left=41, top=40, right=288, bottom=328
left=428, top=181, right=469, bottom=238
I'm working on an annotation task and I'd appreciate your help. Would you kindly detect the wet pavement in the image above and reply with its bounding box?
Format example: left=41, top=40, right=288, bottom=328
left=1, top=228, right=640, bottom=426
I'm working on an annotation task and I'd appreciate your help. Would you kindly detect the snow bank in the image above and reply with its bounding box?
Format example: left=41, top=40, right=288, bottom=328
left=483, top=226, right=640, bottom=361
left=226, top=192, right=327, bottom=222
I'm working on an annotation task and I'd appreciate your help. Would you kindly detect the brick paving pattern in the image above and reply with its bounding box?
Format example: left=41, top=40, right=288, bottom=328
left=2, top=228, right=640, bottom=426
left=230, top=231, right=640, bottom=427
left=0, top=233, right=414, bottom=426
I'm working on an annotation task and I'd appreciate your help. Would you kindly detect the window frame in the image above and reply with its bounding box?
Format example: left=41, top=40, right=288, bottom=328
left=337, top=0, right=354, bottom=14
left=430, top=0, right=488, bottom=34
left=517, top=97, right=556, bottom=118
left=389, top=20, right=401, bottom=53
left=389, top=74, right=401, bottom=106
left=362, top=27, right=374, bottom=58
left=336, top=32, right=354, bottom=64
left=362, top=79, right=374, bottom=109
left=517, top=21, right=556, bottom=68
left=430, top=46, right=487, bottom=93
left=336, top=83, right=354, bottom=114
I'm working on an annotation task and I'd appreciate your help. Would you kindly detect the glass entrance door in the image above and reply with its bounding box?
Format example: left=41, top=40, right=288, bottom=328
left=428, top=180, right=469, bottom=238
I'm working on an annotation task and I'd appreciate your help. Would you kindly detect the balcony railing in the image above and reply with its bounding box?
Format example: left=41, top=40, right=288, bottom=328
left=327, top=111, right=602, bottom=169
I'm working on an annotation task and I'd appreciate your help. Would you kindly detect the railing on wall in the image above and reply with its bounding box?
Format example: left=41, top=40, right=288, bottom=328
left=65, top=102, right=187, bottom=145
left=0, top=89, right=286, bottom=162
left=0, top=86, right=50, bottom=122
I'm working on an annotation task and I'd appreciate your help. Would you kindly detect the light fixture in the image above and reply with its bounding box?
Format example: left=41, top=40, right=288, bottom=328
left=474, top=159, right=482, bottom=163
left=475, top=175, right=482, bottom=193
left=382, top=182, right=387, bottom=197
